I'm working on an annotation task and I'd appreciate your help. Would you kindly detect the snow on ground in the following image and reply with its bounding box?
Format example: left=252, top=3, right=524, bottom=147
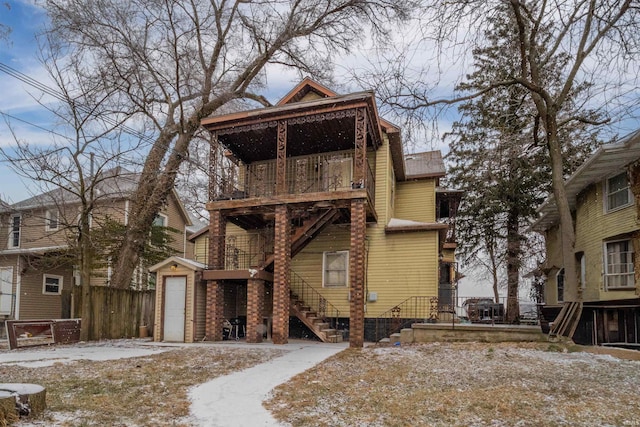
left=0, top=339, right=170, bottom=367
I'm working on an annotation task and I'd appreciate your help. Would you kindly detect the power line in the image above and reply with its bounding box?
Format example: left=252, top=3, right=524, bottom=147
left=0, top=110, right=73, bottom=141
left=0, top=61, right=157, bottom=145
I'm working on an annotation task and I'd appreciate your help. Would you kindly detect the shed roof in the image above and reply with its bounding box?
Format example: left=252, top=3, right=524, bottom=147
left=405, top=151, right=446, bottom=179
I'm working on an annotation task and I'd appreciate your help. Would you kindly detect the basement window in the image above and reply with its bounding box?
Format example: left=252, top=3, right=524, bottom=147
left=323, top=251, right=349, bottom=288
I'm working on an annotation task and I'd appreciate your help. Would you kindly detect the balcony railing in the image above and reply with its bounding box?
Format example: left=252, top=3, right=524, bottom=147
left=214, top=151, right=374, bottom=202
left=194, top=233, right=274, bottom=270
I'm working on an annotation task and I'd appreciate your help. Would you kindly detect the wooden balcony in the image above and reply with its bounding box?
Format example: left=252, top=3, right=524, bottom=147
left=208, top=151, right=377, bottom=228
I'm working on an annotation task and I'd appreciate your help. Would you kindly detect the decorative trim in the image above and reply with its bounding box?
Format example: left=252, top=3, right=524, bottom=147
left=276, top=121, right=287, bottom=195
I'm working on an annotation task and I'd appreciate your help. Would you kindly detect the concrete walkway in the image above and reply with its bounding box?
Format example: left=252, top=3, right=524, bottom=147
left=188, top=340, right=347, bottom=427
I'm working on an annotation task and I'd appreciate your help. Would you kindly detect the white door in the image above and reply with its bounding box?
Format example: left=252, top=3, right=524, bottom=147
left=163, top=276, right=186, bottom=342
left=0, top=267, right=13, bottom=315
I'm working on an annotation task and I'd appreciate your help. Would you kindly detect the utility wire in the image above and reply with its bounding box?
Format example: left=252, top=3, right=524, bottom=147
left=0, top=61, right=157, bottom=145
left=0, top=110, right=73, bottom=141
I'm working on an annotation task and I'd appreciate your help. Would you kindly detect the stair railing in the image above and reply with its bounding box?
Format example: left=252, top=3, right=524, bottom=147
left=290, top=271, right=341, bottom=330
left=374, top=296, right=438, bottom=342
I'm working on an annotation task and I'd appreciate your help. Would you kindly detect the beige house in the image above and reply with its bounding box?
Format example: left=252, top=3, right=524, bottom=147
left=0, top=168, right=194, bottom=321
left=532, top=130, right=640, bottom=346
left=152, top=79, right=460, bottom=346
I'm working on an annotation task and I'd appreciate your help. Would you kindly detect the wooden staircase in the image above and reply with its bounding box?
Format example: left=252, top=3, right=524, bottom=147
left=290, top=295, right=343, bottom=343
left=261, top=208, right=340, bottom=271
left=289, top=271, right=343, bottom=343
left=549, top=301, right=583, bottom=341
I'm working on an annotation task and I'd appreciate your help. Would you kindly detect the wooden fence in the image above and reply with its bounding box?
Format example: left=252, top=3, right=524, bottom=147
left=73, top=286, right=155, bottom=341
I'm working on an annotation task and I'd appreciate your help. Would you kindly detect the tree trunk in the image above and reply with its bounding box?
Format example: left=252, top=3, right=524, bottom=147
left=79, top=215, right=93, bottom=341
left=628, top=162, right=640, bottom=295
left=546, top=118, right=579, bottom=301
left=109, top=131, right=192, bottom=289
left=506, top=208, right=521, bottom=323
left=487, top=237, right=500, bottom=303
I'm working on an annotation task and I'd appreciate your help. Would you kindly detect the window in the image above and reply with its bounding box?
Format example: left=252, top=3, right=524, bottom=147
left=46, top=210, right=59, bottom=231
left=579, top=253, right=586, bottom=290
left=0, top=267, right=13, bottom=315
left=153, top=213, right=168, bottom=227
left=604, top=240, right=635, bottom=289
left=605, top=173, right=632, bottom=212
left=43, top=274, right=63, bottom=295
left=556, top=268, right=564, bottom=303
left=323, top=251, right=349, bottom=287
left=8, top=215, right=20, bottom=248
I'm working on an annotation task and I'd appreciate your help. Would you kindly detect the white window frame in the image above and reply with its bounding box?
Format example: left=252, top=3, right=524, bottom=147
left=604, top=239, right=635, bottom=290
left=42, top=274, right=63, bottom=295
left=153, top=213, right=168, bottom=227
left=556, top=268, right=564, bottom=303
left=45, top=209, right=59, bottom=231
left=322, top=250, right=349, bottom=288
left=605, top=172, right=633, bottom=213
left=8, top=214, right=20, bottom=248
left=0, top=267, right=13, bottom=315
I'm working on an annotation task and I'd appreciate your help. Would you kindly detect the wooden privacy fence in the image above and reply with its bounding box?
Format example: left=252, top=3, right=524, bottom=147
left=73, top=286, right=155, bottom=341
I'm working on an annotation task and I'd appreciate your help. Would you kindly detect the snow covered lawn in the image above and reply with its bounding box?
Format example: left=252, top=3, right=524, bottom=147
left=0, top=339, right=284, bottom=426
left=265, top=341, right=640, bottom=427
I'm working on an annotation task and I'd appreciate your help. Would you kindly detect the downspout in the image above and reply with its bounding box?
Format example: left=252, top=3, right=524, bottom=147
left=15, top=257, right=21, bottom=320
left=183, top=225, right=187, bottom=258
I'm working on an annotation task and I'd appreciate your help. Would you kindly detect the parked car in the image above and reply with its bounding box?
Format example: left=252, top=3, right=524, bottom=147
left=463, top=298, right=505, bottom=322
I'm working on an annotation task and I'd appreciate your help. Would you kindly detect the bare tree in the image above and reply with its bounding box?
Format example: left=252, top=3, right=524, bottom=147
left=43, top=0, right=412, bottom=288
left=1, top=34, right=151, bottom=339
left=358, top=0, right=639, bottom=300
left=0, top=2, right=10, bottom=42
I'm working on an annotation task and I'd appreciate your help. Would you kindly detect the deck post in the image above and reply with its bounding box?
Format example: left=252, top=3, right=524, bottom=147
left=349, top=198, right=366, bottom=347
left=205, top=210, right=226, bottom=341
left=276, top=120, right=288, bottom=195
left=205, top=280, right=224, bottom=341
left=272, top=204, right=291, bottom=344
left=246, top=278, right=265, bottom=343
left=353, top=107, right=367, bottom=189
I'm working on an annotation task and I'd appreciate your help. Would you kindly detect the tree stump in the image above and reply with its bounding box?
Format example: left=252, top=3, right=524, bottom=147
left=0, top=384, right=46, bottom=425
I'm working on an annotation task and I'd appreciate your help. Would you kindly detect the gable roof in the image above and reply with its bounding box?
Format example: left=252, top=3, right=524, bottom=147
left=202, top=78, right=414, bottom=181
left=148, top=256, right=206, bottom=272
left=7, top=167, right=192, bottom=226
left=276, top=77, right=337, bottom=106
left=10, top=167, right=139, bottom=210
left=532, top=129, right=640, bottom=232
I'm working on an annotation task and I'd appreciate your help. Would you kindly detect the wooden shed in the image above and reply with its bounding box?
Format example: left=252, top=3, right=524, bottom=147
left=149, top=256, right=207, bottom=343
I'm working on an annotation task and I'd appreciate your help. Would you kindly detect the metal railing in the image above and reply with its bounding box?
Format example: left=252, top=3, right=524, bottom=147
left=194, top=233, right=274, bottom=270
left=290, top=271, right=341, bottom=330
left=374, top=296, right=437, bottom=342
left=373, top=295, right=540, bottom=341
left=214, top=150, right=375, bottom=200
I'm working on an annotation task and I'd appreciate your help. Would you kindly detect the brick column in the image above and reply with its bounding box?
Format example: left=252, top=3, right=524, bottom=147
left=205, top=280, right=224, bottom=341
left=246, top=279, right=265, bottom=343
left=272, top=205, right=291, bottom=344
left=349, top=199, right=366, bottom=348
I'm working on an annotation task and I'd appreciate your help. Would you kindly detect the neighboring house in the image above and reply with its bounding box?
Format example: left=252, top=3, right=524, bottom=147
left=532, top=130, right=640, bottom=346
left=0, top=167, right=193, bottom=321
left=152, top=79, right=460, bottom=346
